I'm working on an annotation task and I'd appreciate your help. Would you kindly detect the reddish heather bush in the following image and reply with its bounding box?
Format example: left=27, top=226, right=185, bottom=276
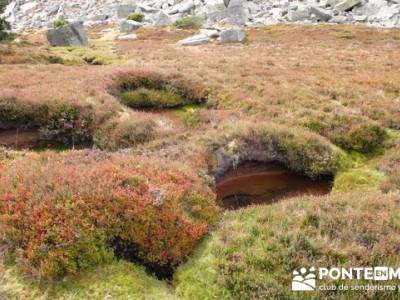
left=0, top=151, right=218, bottom=279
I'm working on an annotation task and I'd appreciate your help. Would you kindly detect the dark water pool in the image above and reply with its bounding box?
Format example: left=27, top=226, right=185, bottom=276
left=216, top=161, right=333, bottom=210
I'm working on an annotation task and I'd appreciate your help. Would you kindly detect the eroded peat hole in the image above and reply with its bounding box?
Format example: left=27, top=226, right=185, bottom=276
left=111, top=71, right=208, bottom=111
left=216, top=161, right=333, bottom=210
left=0, top=128, right=40, bottom=149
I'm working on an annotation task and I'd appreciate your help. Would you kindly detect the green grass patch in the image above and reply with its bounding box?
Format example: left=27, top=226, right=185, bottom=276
left=174, top=17, right=203, bottom=29
left=334, top=168, right=386, bottom=192
left=127, top=13, right=145, bottom=22
left=120, top=87, right=188, bottom=109
left=0, top=260, right=176, bottom=300
left=175, top=191, right=400, bottom=299
left=173, top=105, right=202, bottom=128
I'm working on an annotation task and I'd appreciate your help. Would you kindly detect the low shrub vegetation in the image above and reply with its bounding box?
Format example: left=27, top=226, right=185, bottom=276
left=0, top=97, right=162, bottom=150
left=0, top=0, right=8, bottom=12
left=380, top=140, right=400, bottom=192
left=199, top=122, right=344, bottom=179
left=93, top=113, right=157, bottom=150
left=111, top=70, right=208, bottom=110
left=127, top=13, right=145, bottom=22
left=0, top=17, right=10, bottom=41
left=0, top=98, right=94, bottom=147
left=0, top=151, right=218, bottom=279
left=174, top=16, right=203, bottom=29
left=120, top=87, right=187, bottom=109
left=52, top=16, right=68, bottom=29
left=306, top=115, right=387, bottom=153
left=176, top=192, right=400, bottom=299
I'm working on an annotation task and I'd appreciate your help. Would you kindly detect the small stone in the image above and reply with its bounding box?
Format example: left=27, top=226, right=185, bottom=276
left=150, top=188, right=167, bottom=207
left=353, top=15, right=367, bottom=22
left=120, top=20, right=142, bottom=33
left=117, top=33, right=138, bottom=40
left=220, top=28, right=245, bottom=43
left=178, top=33, right=211, bottom=46
left=200, top=28, right=220, bottom=38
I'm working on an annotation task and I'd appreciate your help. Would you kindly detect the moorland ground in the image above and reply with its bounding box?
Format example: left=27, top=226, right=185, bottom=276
left=0, top=24, right=400, bottom=299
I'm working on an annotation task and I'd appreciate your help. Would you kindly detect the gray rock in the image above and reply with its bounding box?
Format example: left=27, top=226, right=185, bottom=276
left=178, top=0, right=195, bottom=13
left=153, top=11, right=173, bottom=26
left=46, top=21, right=89, bottom=47
left=90, top=14, right=108, bottom=21
left=200, top=28, right=220, bottom=38
left=376, top=5, right=399, bottom=20
left=310, top=6, right=333, bottom=22
left=329, top=15, right=348, bottom=23
left=327, top=0, right=340, bottom=7
left=120, top=20, right=142, bottom=32
left=353, top=15, right=367, bottom=21
left=335, top=0, right=362, bottom=12
left=178, top=33, right=210, bottom=45
left=137, top=4, right=158, bottom=13
left=220, top=28, right=245, bottom=43
left=287, top=7, right=310, bottom=22
left=207, top=4, right=250, bottom=26
left=116, top=4, right=136, bottom=19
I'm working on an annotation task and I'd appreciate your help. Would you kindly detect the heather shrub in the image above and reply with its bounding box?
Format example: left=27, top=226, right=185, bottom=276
left=0, top=98, right=94, bottom=147
left=201, top=122, right=344, bottom=178
left=306, top=115, right=387, bottom=153
left=0, top=0, right=9, bottom=41
left=110, top=71, right=208, bottom=110
left=127, top=13, right=144, bottom=22
left=174, top=17, right=203, bottom=29
left=0, top=17, right=10, bottom=41
left=0, top=151, right=218, bottom=279
left=93, top=114, right=156, bottom=150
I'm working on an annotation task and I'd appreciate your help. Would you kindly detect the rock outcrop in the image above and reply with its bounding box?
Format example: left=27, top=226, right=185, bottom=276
left=46, top=21, right=88, bottom=46
left=2, top=0, right=400, bottom=32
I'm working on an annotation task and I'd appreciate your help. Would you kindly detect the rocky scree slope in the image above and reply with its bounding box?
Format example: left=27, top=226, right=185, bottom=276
left=2, top=0, right=400, bottom=32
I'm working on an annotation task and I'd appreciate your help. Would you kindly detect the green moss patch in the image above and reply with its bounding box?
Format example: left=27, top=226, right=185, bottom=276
left=334, top=168, right=385, bottom=192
